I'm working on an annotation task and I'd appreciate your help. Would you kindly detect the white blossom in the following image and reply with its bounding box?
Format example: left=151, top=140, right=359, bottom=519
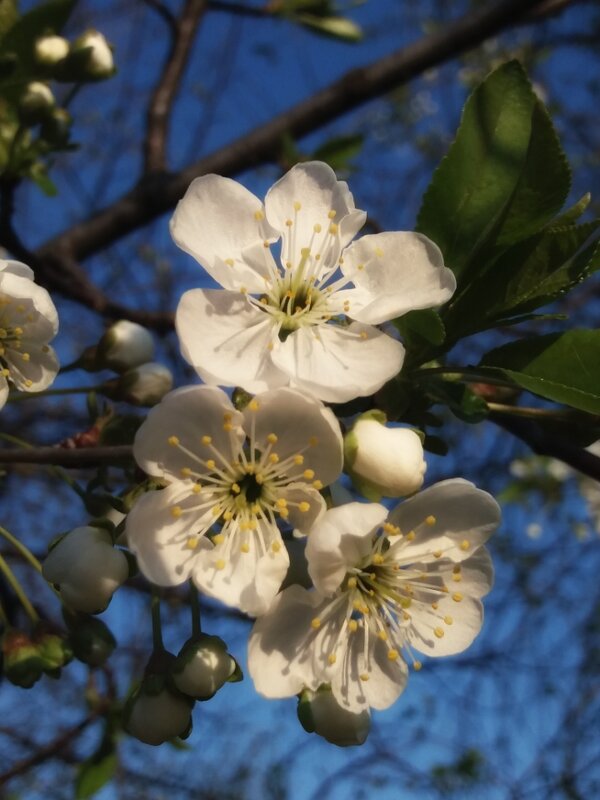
left=0, top=259, right=59, bottom=410
left=34, top=35, right=69, bottom=65
left=126, top=385, right=343, bottom=615
left=73, top=30, right=114, bottom=78
left=173, top=161, right=455, bottom=403
left=249, top=480, right=499, bottom=712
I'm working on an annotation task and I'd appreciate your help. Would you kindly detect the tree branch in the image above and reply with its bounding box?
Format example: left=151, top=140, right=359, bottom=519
left=0, top=445, right=133, bottom=467
left=144, top=0, right=207, bottom=172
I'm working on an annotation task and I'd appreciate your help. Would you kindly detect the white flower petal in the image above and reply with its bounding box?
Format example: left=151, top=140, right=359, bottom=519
left=0, top=271, right=58, bottom=340
left=176, top=289, right=288, bottom=393
left=265, top=162, right=365, bottom=269
left=280, top=485, right=326, bottom=534
left=432, top=546, right=494, bottom=599
left=126, top=484, right=215, bottom=585
left=387, top=479, right=501, bottom=563
left=0, top=375, right=8, bottom=410
left=133, top=385, right=244, bottom=481
left=407, top=596, right=484, bottom=657
left=170, top=174, right=277, bottom=291
left=6, top=342, right=59, bottom=392
left=193, top=522, right=289, bottom=616
left=306, top=503, right=388, bottom=596
left=342, top=232, right=456, bottom=325
left=248, top=585, right=327, bottom=697
left=247, top=387, right=343, bottom=486
left=272, top=322, right=405, bottom=403
left=0, top=260, right=35, bottom=281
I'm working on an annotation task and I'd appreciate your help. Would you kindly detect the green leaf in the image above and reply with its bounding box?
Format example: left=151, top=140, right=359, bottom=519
left=0, top=0, right=18, bottom=39
left=394, top=308, right=445, bottom=347
left=450, top=221, right=599, bottom=333
left=312, top=134, right=363, bottom=171
left=549, top=193, right=591, bottom=228
left=479, top=329, right=600, bottom=414
left=424, top=379, right=489, bottom=423
left=75, top=739, right=117, bottom=799
left=417, top=61, right=570, bottom=286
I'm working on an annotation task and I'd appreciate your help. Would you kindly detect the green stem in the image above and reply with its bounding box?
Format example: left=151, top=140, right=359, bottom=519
left=414, top=366, right=519, bottom=389
left=0, top=526, right=42, bottom=573
left=0, top=596, right=8, bottom=628
left=151, top=589, right=164, bottom=651
left=7, top=384, right=105, bottom=403
left=487, top=403, right=580, bottom=421
left=0, top=552, right=39, bottom=623
left=189, top=582, right=201, bottom=637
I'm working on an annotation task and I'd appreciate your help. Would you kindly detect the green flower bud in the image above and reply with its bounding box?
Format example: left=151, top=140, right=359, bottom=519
left=64, top=613, right=116, bottom=667
left=19, top=82, right=55, bottom=124
left=298, top=686, right=370, bottom=747
left=96, top=320, right=155, bottom=372
left=1, top=630, right=44, bottom=688
left=105, top=362, right=173, bottom=406
left=172, top=634, right=241, bottom=700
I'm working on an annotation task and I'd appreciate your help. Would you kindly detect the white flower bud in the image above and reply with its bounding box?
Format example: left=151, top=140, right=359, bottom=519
left=298, top=688, right=370, bottom=747
left=98, top=320, right=155, bottom=372
left=345, top=415, right=426, bottom=500
left=117, top=362, right=173, bottom=406
left=73, top=30, right=114, bottom=78
left=172, top=635, right=238, bottom=700
left=19, top=82, right=55, bottom=122
left=34, top=34, right=69, bottom=65
left=126, top=688, right=192, bottom=746
left=42, top=526, right=128, bottom=613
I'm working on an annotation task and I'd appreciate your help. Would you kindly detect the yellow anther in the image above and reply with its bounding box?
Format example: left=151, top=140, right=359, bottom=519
left=276, top=498, right=288, bottom=508
left=309, top=436, right=319, bottom=447
left=383, top=522, right=400, bottom=535
left=206, top=459, right=216, bottom=470
left=406, top=531, right=416, bottom=541
left=298, top=501, right=310, bottom=513
left=2, top=368, right=10, bottom=377
left=263, top=240, right=270, bottom=248
left=240, top=286, right=247, bottom=294
left=348, top=620, right=358, bottom=632
left=271, top=540, right=281, bottom=553
left=180, top=467, right=192, bottom=477
left=374, top=247, right=384, bottom=258
left=403, top=612, right=411, bottom=621
left=293, top=201, right=301, bottom=211
left=400, top=597, right=412, bottom=609
left=0, top=329, right=6, bottom=338
left=293, top=454, right=304, bottom=465
left=425, top=515, right=436, bottom=526
left=328, top=653, right=336, bottom=665
left=357, top=263, right=365, bottom=271
left=267, top=341, right=274, bottom=351
left=269, top=453, right=279, bottom=464
left=431, top=602, right=439, bottom=610
left=328, top=210, right=336, bottom=219
left=343, top=301, right=350, bottom=311
left=225, top=258, right=235, bottom=266
left=452, top=592, right=463, bottom=602
left=372, top=553, right=384, bottom=565
left=311, top=617, right=321, bottom=629
left=284, top=260, right=292, bottom=269
left=413, top=660, right=423, bottom=671
left=433, top=550, right=442, bottom=559
left=186, top=536, right=199, bottom=550
left=434, top=627, right=445, bottom=639
left=285, top=219, right=293, bottom=227
left=359, top=673, right=370, bottom=682
left=248, top=399, right=259, bottom=411
left=267, top=433, right=278, bottom=444
left=347, top=577, right=357, bottom=589
left=279, top=507, right=289, bottom=519
left=359, top=331, right=368, bottom=340
left=460, top=539, right=470, bottom=551
left=231, top=483, right=241, bottom=494
left=240, top=542, right=250, bottom=554
left=212, top=505, right=222, bottom=516
left=313, top=223, right=322, bottom=233
left=328, top=223, right=338, bottom=235
left=251, top=503, right=261, bottom=514
left=215, top=559, right=226, bottom=571
left=192, top=483, right=202, bottom=494
left=444, top=616, right=453, bottom=625
left=255, top=473, right=264, bottom=484
left=223, top=422, right=233, bottom=431
left=213, top=533, right=225, bottom=544
left=312, top=480, right=323, bottom=491
left=170, top=506, right=183, bottom=518
left=168, top=435, right=180, bottom=446
left=303, top=469, right=315, bottom=480
left=377, top=630, right=388, bottom=641
left=13, top=327, right=23, bottom=336
left=254, top=209, right=264, bottom=221
left=387, top=649, right=399, bottom=661
left=201, top=435, right=212, bottom=445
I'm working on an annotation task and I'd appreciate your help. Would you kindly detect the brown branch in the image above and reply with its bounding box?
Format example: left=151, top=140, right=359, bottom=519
left=144, top=0, right=207, bottom=172
left=0, top=445, right=133, bottom=467
left=0, top=0, right=571, bottom=329
left=491, top=415, right=600, bottom=482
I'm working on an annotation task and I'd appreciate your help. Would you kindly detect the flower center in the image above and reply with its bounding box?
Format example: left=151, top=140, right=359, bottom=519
left=0, top=297, right=34, bottom=385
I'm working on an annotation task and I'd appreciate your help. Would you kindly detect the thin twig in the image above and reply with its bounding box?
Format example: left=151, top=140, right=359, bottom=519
left=0, top=445, right=133, bottom=467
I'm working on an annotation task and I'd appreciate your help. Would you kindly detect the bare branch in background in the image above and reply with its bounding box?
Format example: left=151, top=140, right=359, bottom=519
left=0, top=445, right=133, bottom=467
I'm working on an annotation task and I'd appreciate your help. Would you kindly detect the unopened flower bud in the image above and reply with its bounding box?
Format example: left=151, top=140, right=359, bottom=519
left=95, top=320, right=155, bottom=372
left=172, top=634, right=241, bottom=700
left=298, top=687, right=370, bottom=747
left=42, top=526, right=128, bottom=614
left=34, top=34, right=69, bottom=66
left=111, top=362, right=173, bottom=406
left=40, top=107, right=72, bottom=146
left=125, top=686, right=193, bottom=745
left=64, top=612, right=117, bottom=667
left=72, top=30, right=114, bottom=79
left=345, top=413, right=426, bottom=500
left=19, top=82, right=55, bottom=123
left=1, top=630, right=44, bottom=688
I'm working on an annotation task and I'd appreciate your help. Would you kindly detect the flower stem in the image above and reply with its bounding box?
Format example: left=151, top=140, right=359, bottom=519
left=0, top=596, right=8, bottom=628
left=7, top=385, right=105, bottom=403
left=189, top=581, right=201, bottom=637
left=0, top=526, right=42, bottom=573
left=151, top=588, right=164, bottom=651
left=414, top=366, right=519, bottom=389
left=487, top=403, right=577, bottom=420
left=0, top=553, right=39, bottom=623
